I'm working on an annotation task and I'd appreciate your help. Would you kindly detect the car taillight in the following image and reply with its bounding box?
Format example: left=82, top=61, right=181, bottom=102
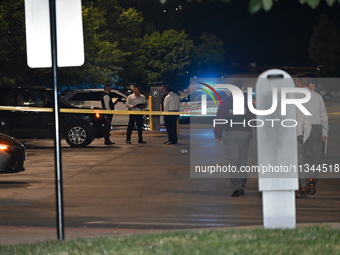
left=0, top=144, right=8, bottom=150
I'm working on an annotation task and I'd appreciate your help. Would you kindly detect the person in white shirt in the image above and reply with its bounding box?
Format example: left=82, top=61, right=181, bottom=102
left=163, top=85, right=180, bottom=144
left=296, top=106, right=312, bottom=198
left=296, top=76, right=329, bottom=195
left=125, top=86, right=147, bottom=144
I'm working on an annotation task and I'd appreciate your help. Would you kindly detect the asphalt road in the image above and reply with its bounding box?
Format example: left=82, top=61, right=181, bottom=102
left=0, top=99, right=340, bottom=244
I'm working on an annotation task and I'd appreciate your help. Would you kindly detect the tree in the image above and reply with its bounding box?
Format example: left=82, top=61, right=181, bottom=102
left=250, top=0, right=340, bottom=13
left=0, top=0, right=145, bottom=89
left=58, top=0, right=143, bottom=89
left=0, top=1, right=30, bottom=86
left=309, top=14, right=340, bottom=77
left=137, top=29, right=196, bottom=91
left=195, top=33, right=225, bottom=76
left=159, top=0, right=340, bottom=13
left=114, top=7, right=145, bottom=88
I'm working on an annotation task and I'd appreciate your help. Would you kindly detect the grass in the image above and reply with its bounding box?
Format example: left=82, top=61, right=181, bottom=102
left=0, top=227, right=339, bottom=255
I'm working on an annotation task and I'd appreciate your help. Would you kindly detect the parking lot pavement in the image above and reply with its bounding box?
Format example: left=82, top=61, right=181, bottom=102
left=1, top=123, right=340, bottom=245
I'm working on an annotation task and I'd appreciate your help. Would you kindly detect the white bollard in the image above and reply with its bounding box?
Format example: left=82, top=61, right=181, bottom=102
left=256, top=69, right=299, bottom=229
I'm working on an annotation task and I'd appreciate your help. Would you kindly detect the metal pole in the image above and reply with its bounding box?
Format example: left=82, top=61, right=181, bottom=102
left=149, top=96, right=153, bottom=131
left=49, top=0, right=65, bottom=241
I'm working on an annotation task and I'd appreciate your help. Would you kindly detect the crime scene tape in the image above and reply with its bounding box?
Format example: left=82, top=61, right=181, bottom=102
left=1, top=106, right=339, bottom=117
left=1, top=105, right=339, bottom=117
left=0, top=106, right=199, bottom=116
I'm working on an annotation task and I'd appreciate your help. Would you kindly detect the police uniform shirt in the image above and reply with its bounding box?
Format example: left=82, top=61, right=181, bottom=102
left=213, top=94, right=254, bottom=140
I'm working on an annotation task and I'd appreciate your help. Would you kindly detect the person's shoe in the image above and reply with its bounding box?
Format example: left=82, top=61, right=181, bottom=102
left=307, top=178, right=316, bottom=195
left=138, top=140, right=147, bottom=144
left=165, top=141, right=177, bottom=145
left=104, top=141, right=115, bottom=145
left=164, top=141, right=170, bottom=144
left=295, top=187, right=308, bottom=198
left=126, top=140, right=132, bottom=144
left=295, top=190, right=300, bottom=198
left=230, top=189, right=245, bottom=197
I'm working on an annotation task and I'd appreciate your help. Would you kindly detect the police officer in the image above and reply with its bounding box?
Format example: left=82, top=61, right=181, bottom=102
left=101, top=85, right=116, bottom=145
left=214, top=80, right=254, bottom=197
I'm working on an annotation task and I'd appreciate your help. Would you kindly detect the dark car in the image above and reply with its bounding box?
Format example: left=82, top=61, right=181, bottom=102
left=0, top=133, right=26, bottom=174
left=316, top=90, right=333, bottom=102
left=0, top=87, right=111, bottom=147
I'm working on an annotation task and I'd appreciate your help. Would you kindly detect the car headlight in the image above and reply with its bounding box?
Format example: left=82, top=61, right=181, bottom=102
left=0, top=144, right=8, bottom=150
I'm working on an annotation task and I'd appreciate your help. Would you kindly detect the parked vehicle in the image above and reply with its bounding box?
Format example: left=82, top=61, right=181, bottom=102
left=63, top=89, right=150, bottom=129
left=62, top=89, right=129, bottom=125
left=0, top=87, right=111, bottom=147
left=0, top=133, right=26, bottom=174
left=316, top=90, right=333, bottom=102
left=179, top=90, right=255, bottom=123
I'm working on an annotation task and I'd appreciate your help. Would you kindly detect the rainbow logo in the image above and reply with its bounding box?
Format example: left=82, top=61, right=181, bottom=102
left=197, top=82, right=223, bottom=106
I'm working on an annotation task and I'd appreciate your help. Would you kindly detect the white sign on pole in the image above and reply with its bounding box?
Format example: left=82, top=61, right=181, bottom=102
left=25, top=0, right=52, bottom=68
left=56, top=0, right=84, bottom=67
left=25, top=0, right=84, bottom=68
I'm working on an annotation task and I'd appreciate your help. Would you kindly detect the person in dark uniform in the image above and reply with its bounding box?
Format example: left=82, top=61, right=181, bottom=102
left=101, top=85, right=116, bottom=145
left=214, top=80, right=254, bottom=197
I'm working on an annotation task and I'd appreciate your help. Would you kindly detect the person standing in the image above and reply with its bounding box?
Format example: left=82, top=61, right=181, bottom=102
left=101, top=85, right=115, bottom=145
left=296, top=106, right=312, bottom=198
left=160, top=84, right=169, bottom=129
left=296, top=76, right=329, bottom=195
left=163, top=85, right=180, bottom=145
left=125, top=86, right=147, bottom=144
left=160, top=84, right=168, bottom=111
left=214, top=80, right=254, bottom=197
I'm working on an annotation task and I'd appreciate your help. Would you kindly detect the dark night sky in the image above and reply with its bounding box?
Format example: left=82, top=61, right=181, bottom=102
left=119, top=0, right=340, bottom=67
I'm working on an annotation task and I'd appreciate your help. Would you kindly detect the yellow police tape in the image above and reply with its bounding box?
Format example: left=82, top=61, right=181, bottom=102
left=1, top=106, right=340, bottom=117
left=0, top=106, right=197, bottom=116
left=1, top=105, right=340, bottom=116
